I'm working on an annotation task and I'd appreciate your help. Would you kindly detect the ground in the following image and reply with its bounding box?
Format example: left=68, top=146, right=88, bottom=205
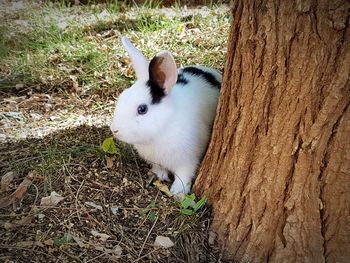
left=0, top=1, right=230, bottom=262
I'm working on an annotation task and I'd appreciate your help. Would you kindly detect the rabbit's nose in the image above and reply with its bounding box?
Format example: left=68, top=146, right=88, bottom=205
left=112, top=130, right=119, bottom=137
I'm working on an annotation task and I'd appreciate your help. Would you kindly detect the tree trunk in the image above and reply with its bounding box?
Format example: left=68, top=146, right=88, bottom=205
left=194, top=1, right=350, bottom=262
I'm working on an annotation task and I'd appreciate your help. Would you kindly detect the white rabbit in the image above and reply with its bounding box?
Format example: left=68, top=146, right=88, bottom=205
left=110, top=37, right=221, bottom=195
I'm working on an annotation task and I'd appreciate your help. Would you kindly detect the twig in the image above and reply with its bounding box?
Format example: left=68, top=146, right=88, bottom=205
left=75, top=179, right=85, bottom=223
left=31, top=184, right=39, bottom=209
left=60, top=248, right=83, bottom=263
left=134, top=191, right=159, bottom=235
left=85, top=251, right=108, bottom=263
left=133, top=247, right=160, bottom=263
left=131, top=147, right=144, bottom=190
left=90, top=181, right=119, bottom=191
left=137, top=214, right=158, bottom=258
left=0, top=245, right=51, bottom=257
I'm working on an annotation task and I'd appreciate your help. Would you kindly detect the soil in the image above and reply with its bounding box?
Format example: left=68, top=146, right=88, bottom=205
left=0, top=1, right=231, bottom=262
left=0, top=125, right=228, bottom=262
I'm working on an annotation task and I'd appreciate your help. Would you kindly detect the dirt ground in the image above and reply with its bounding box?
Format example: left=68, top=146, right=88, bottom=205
left=0, top=1, right=231, bottom=262
left=0, top=125, right=230, bottom=262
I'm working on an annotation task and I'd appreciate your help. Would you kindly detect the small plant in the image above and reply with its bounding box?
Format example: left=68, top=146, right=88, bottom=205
left=53, top=233, right=73, bottom=247
left=180, top=194, right=207, bottom=216
left=101, top=137, right=119, bottom=155
left=146, top=200, right=157, bottom=223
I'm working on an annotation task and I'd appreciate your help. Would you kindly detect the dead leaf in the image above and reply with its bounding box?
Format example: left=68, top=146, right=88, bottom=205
left=0, top=172, right=35, bottom=208
left=112, top=245, right=122, bottom=257
left=71, top=235, right=89, bottom=248
left=110, top=207, right=119, bottom=215
left=43, top=239, right=54, bottom=246
left=94, top=245, right=122, bottom=259
left=40, top=191, right=64, bottom=206
left=106, top=156, right=114, bottom=168
left=84, top=201, right=103, bottom=211
left=37, top=213, right=45, bottom=220
left=154, top=236, right=174, bottom=248
left=125, top=66, right=133, bottom=78
left=4, top=215, right=34, bottom=230
left=64, top=176, right=71, bottom=184
left=153, top=180, right=173, bottom=197
left=15, top=83, right=24, bottom=89
left=1, top=171, right=15, bottom=192
left=91, top=230, right=110, bottom=242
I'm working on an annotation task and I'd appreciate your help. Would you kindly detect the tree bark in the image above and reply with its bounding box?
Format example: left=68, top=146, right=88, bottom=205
left=194, top=1, right=350, bottom=262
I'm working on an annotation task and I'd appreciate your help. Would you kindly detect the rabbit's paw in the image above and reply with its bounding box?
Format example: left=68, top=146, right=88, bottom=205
left=170, top=178, right=191, bottom=195
left=151, top=165, right=170, bottom=182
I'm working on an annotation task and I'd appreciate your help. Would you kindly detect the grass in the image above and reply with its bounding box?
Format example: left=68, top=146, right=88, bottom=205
left=0, top=1, right=230, bottom=95
left=0, top=2, right=229, bottom=261
left=11, top=139, right=100, bottom=194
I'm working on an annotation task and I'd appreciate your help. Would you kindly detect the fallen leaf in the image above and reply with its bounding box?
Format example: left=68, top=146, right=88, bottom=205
left=91, top=230, right=110, bottom=242
left=64, top=176, right=71, bottom=184
left=4, top=215, right=34, bottom=230
left=15, top=83, right=24, bottom=89
left=153, top=180, right=173, bottom=197
left=84, top=201, right=103, bottom=211
left=44, top=239, right=54, bottom=246
left=110, top=207, right=119, bottom=215
left=154, top=236, right=174, bottom=248
left=71, top=235, right=89, bottom=248
left=40, top=191, right=64, bottom=206
left=1, top=171, right=15, bottom=192
left=94, top=245, right=122, bottom=258
left=125, top=66, right=133, bottom=78
left=37, top=213, right=45, bottom=220
left=112, top=245, right=122, bottom=257
left=0, top=172, right=35, bottom=208
left=105, top=156, right=114, bottom=168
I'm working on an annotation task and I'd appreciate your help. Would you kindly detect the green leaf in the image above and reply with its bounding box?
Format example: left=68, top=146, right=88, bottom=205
left=180, top=208, right=194, bottom=216
left=54, top=234, right=73, bottom=247
left=101, top=137, right=118, bottom=154
left=148, top=211, right=157, bottom=223
left=181, top=193, right=196, bottom=209
left=193, top=196, right=207, bottom=212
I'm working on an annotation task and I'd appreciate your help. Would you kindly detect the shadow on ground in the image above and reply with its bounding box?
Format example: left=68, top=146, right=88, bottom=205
left=0, top=125, right=225, bottom=262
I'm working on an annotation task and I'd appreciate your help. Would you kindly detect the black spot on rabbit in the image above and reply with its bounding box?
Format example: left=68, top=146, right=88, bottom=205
left=183, top=67, right=221, bottom=89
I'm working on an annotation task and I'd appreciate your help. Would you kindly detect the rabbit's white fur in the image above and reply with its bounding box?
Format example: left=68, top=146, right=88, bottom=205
left=110, top=37, right=221, bottom=194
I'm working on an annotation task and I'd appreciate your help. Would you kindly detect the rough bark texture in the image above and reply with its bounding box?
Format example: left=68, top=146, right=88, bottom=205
left=194, top=1, right=350, bottom=262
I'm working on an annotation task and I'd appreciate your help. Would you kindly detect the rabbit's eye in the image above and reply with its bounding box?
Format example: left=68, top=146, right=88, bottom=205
left=137, top=104, right=148, bottom=115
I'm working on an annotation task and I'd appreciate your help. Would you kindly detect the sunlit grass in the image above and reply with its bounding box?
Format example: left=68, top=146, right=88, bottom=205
left=0, top=1, right=230, bottom=94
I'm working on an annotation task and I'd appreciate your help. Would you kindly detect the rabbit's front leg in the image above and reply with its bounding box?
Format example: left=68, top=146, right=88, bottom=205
left=170, top=165, right=195, bottom=194
left=151, top=164, right=170, bottom=182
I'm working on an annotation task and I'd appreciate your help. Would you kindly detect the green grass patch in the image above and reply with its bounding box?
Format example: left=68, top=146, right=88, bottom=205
left=0, top=1, right=230, bottom=95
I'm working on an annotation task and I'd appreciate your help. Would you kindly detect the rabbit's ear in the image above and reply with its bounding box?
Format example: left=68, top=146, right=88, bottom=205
left=122, top=37, right=149, bottom=80
left=149, top=51, right=177, bottom=94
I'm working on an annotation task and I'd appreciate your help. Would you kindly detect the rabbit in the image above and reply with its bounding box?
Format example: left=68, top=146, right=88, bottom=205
left=110, top=37, right=221, bottom=195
